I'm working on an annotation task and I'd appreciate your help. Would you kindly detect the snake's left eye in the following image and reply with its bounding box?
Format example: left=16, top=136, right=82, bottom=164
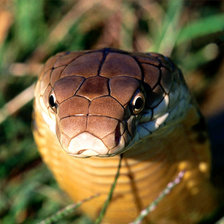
left=49, top=94, right=57, bottom=110
left=131, top=92, right=145, bottom=115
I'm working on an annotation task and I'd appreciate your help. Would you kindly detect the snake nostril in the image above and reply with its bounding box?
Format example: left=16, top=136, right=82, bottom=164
left=115, top=122, right=121, bottom=146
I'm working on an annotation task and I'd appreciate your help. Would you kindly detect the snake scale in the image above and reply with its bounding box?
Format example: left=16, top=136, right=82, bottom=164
left=33, top=48, right=218, bottom=224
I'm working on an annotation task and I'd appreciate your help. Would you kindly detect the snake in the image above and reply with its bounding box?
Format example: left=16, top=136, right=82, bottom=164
left=33, top=48, right=218, bottom=224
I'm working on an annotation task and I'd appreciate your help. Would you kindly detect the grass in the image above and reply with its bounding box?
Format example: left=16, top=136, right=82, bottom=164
left=0, top=0, right=224, bottom=223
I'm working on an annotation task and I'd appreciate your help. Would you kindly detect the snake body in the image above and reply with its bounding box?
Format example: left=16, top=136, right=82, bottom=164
left=33, top=48, right=218, bottom=223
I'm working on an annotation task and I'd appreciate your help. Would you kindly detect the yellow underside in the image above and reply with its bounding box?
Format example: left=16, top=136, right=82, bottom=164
left=33, top=104, right=218, bottom=224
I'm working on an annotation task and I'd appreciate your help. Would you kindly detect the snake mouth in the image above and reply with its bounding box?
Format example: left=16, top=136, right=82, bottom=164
left=60, top=122, right=127, bottom=157
left=56, top=115, right=129, bottom=157
left=65, top=132, right=108, bottom=157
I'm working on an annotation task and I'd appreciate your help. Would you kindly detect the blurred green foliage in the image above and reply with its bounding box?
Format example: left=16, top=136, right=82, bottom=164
left=0, top=0, right=223, bottom=223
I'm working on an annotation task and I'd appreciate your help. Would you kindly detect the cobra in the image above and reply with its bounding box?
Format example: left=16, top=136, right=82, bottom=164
left=33, top=48, right=218, bottom=224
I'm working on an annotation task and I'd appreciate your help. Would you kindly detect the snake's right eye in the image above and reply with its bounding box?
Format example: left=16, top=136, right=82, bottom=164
left=49, top=94, right=57, bottom=110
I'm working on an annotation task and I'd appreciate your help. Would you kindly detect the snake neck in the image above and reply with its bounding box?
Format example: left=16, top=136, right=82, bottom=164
left=33, top=98, right=217, bottom=224
left=125, top=102, right=209, bottom=161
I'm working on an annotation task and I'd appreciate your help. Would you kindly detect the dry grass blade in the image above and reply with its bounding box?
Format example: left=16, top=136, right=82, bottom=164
left=95, top=11, right=122, bottom=48
left=216, top=216, right=224, bottom=224
left=29, top=0, right=106, bottom=62
left=0, top=10, right=13, bottom=44
left=0, top=83, right=35, bottom=124
left=9, top=62, right=42, bottom=76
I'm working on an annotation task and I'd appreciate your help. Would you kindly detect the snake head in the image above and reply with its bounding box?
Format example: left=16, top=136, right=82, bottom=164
left=35, top=48, right=190, bottom=157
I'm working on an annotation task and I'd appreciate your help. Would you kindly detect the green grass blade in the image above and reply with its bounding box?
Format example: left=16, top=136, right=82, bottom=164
left=176, top=14, right=224, bottom=45
left=14, top=0, right=47, bottom=52
left=150, top=0, right=184, bottom=55
left=95, top=154, right=123, bottom=224
left=38, top=194, right=99, bottom=224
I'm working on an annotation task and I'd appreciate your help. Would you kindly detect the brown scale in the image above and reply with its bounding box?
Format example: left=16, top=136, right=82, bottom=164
left=33, top=48, right=218, bottom=224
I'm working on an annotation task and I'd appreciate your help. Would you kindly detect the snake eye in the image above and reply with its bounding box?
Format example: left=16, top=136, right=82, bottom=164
left=131, top=92, right=145, bottom=115
left=49, top=94, right=57, bottom=110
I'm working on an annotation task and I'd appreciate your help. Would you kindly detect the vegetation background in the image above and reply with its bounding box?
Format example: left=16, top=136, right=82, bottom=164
left=0, top=0, right=224, bottom=223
